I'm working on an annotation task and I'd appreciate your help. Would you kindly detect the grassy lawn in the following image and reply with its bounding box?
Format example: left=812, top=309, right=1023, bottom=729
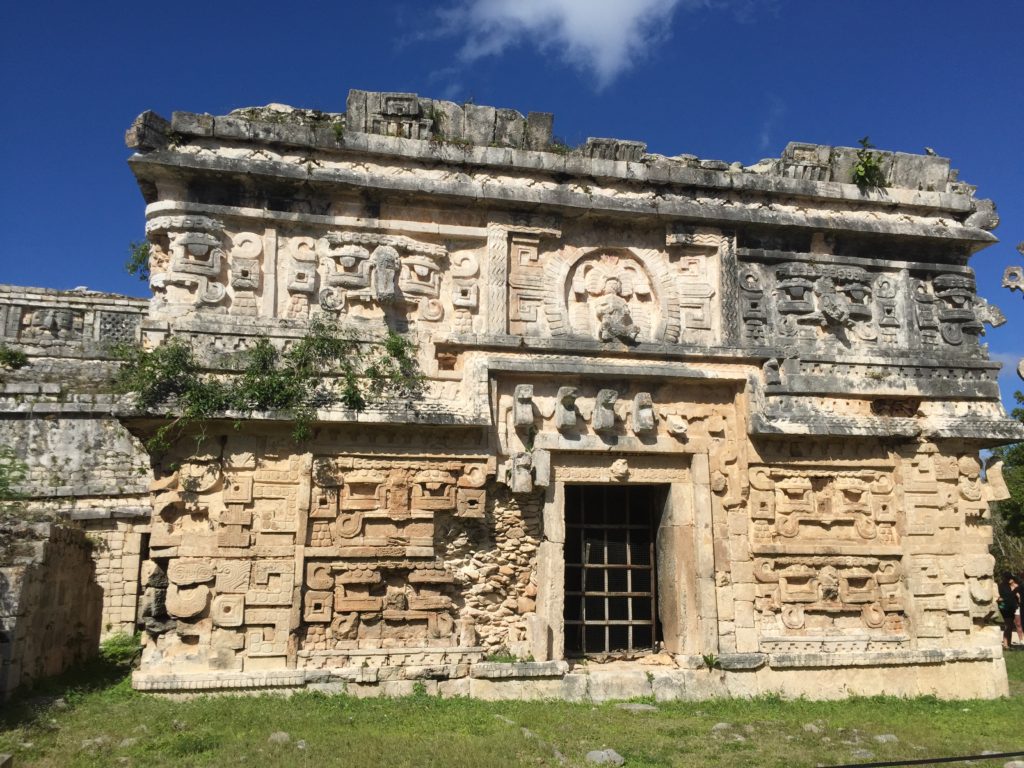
left=2, top=653, right=1022, bottom=768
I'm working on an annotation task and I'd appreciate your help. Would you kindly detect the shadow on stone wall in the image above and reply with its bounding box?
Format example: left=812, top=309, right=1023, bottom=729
left=0, top=523, right=103, bottom=700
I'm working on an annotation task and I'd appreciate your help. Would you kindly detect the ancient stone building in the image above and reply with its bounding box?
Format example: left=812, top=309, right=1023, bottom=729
left=2, top=89, right=1020, bottom=700
left=0, top=286, right=150, bottom=696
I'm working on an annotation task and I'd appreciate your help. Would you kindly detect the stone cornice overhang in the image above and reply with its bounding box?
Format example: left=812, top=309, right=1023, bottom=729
left=127, top=126, right=996, bottom=252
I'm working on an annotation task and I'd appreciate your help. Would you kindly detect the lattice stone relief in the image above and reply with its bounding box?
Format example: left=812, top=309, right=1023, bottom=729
left=97, top=311, right=141, bottom=343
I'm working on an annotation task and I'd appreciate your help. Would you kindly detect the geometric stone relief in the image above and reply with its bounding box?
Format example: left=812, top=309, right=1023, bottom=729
left=914, top=271, right=1004, bottom=350
left=14, top=306, right=86, bottom=340
left=754, top=556, right=905, bottom=636
left=665, top=226, right=722, bottom=341
left=98, top=310, right=142, bottom=343
left=741, top=257, right=1005, bottom=354
left=228, top=232, right=264, bottom=316
left=146, top=215, right=228, bottom=309
left=284, top=236, right=318, bottom=319
left=315, top=231, right=448, bottom=322
left=768, top=261, right=888, bottom=348
left=748, top=466, right=899, bottom=547
left=286, top=453, right=495, bottom=656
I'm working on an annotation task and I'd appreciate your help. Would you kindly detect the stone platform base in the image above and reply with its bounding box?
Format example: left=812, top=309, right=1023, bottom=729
left=132, top=648, right=1009, bottom=701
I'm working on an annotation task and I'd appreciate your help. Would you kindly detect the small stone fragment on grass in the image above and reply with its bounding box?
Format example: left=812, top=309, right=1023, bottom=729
left=874, top=734, right=898, bottom=744
left=851, top=749, right=875, bottom=760
left=494, top=714, right=516, bottom=726
left=803, top=723, right=822, bottom=734
left=171, top=720, right=187, bottom=731
left=268, top=731, right=290, bottom=745
left=80, top=736, right=111, bottom=751
left=118, top=738, right=138, bottom=749
left=585, top=748, right=625, bottom=766
left=296, top=740, right=307, bottom=751
left=711, top=722, right=733, bottom=733
left=1003, top=760, right=1024, bottom=768
left=616, top=703, right=657, bottom=713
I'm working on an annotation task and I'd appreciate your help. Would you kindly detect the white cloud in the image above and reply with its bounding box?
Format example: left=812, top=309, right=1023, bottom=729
left=448, top=0, right=693, bottom=88
left=759, top=95, right=785, bottom=152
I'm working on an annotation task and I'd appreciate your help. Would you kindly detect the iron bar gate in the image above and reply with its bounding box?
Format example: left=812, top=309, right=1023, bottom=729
left=563, top=484, right=662, bottom=657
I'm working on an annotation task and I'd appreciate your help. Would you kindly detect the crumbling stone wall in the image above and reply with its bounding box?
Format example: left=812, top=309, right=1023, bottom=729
left=1, top=87, right=1018, bottom=701
left=436, top=486, right=542, bottom=656
left=0, top=523, right=102, bottom=698
left=0, top=286, right=152, bottom=646
left=116, top=88, right=1019, bottom=698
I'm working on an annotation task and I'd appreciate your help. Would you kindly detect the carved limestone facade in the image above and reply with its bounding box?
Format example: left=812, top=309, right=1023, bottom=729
left=3, top=90, right=1017, bottom=700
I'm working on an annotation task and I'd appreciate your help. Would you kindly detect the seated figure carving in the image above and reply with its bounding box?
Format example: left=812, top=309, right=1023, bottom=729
left=595, top=277, right=640, bottom=343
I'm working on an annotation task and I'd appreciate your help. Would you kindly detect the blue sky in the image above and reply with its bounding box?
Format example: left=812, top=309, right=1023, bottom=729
left=2, top=1, right=1022, bottom=394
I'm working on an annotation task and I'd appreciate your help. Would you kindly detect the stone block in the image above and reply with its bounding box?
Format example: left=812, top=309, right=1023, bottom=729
left=586, top=669, right=652, bottom=702
left=890, top=152, right=949, bottom=191
left=464, top=104, right=496, bottom=145
left=734, top=601, right=755, bottom=629
left=525, top=111, right=553, bottom=148
left=346, top=89, right=369, bottom=132
left=171, top=112, right=214, bottom=137
left=438, top=677, right=470, bottom=698
left=213, top=116, right=251, bottom=141
left=494, top=109, right=525, bottom=148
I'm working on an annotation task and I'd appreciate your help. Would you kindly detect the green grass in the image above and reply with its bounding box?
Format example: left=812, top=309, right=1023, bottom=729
left=2, top=655, right=1023, bottom=768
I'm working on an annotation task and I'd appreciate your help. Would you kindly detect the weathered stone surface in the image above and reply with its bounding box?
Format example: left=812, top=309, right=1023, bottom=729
left=585, top=749, right=625, bottom=766
left=0, top=87, right=1015, bottom=701
left=0, top=525, right=102, bottom=698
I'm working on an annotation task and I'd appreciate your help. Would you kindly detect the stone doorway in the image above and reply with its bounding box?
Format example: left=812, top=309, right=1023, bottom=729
left=563, top=484, right=667, bottom=657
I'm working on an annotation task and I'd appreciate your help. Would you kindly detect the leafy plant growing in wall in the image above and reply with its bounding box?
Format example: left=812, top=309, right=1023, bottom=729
left=0, top=447, right=27, bottom=516
left=701, top=652, right=722, bottom=670
left=115, top=317, right=424, bottom=454
left=851, top=136, right=887, bottom=189
left=125, top=240, right=151, bottom=282
left=0, top=344, right=28, bottom=373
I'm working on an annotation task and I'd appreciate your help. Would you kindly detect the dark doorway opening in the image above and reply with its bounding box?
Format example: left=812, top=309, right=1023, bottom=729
left=564, top=484, right=665, bottom=658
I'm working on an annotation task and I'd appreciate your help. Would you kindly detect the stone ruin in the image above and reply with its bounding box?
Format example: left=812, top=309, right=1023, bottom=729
left=0, top=88, right=1021, bottom=700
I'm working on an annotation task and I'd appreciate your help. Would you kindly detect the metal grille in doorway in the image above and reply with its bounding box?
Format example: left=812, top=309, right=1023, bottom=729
left=563, top=484, right=662, bottom=657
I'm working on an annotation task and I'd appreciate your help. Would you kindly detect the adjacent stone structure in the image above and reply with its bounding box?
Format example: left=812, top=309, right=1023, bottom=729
left=0, top=286, right=151, bottom=697
left=2, top=89, right=1020, bottom=700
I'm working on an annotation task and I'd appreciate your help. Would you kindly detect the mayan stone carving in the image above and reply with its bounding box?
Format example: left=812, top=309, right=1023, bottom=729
left=2, top=87, right=1008, bottom=702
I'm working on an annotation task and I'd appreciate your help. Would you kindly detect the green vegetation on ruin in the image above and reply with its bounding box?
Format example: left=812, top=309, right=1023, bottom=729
left=114, top=317, right=423, bottom=453
left=0, top=446, right=27, bottom=514
left=0, top=344, right=29, bottom=371
left=124, top=241, right=151, bottom=282
left=851, top=136, right=887, bottom=189
left=1, top=653, right=1022, bottom=768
